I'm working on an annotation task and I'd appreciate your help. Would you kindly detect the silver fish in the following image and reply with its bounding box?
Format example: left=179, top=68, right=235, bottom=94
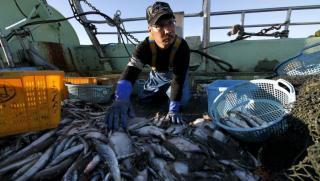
left=166, top=124, right=187, bottom=135
left=11, top=159, right=37, bottom=180
left=190, top=127, right=209, bottom=141
left=85, top=131, right=109, bottom=143
left=233, top=170, right=258, bottom=181
left=49, top=144, right=83, bottom=166
left=173, top=161, right=189, bottom=175
left=167, top=137, right=202, bottom=153
left=212, top=130, right=227, bottom=143
left=133, top=169, right=148, bottom=181
left=32, top=154, right=76, bottom=180
left=84, top=155, right=101, bottom=175
left=149, top=158, right=176, bottom=181
left=52, top=138, right=70, bottom=159
left=0, top=153, right=41, bottom=176
left=228, top=112, right=250, bottom=128
left=0, top=130, right=56, bottom=168
left=127, top=117, right=151, bottom=130
left=150, top=143, right=175, bottom=160
left=93, top=140, right=121, bottom=181
left=16, top=146, right=54, bottom=181
left=132, top=126, right=166, bottom=140
left=232, top=110, right=265, bottom=127
left=223, top=118, right=240, bottom=128
left=63, top=136, right=77, bottom=151
left=108, top=131, right=134, bottom=170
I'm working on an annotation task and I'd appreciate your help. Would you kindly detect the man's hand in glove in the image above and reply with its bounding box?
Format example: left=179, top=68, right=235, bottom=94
left=154, top=101, right=184, bottom=126
left=105, top=80, right=135, bottom=130
left=163, top=111, right=184, bottom=124
left=105, top=100, right=135, bottom=130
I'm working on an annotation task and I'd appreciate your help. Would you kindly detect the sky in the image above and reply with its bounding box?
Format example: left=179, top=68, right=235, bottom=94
left=46, top=0, right=320, bottom=45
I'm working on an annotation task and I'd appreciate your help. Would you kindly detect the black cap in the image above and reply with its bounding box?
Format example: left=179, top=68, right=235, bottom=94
left=146, top=1, right=174, bottom=26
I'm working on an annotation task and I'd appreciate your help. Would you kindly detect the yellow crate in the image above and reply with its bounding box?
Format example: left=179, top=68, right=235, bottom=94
left=0, top=71, right=64, bottom=137
left=64, top=77, right=97, bottom=85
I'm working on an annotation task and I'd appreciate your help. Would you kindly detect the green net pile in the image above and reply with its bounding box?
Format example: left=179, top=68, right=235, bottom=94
left=283, top=75, right=320, bottom=180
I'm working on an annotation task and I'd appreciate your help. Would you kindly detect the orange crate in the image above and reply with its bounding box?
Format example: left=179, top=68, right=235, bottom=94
left=64, top=77, right=97, bottom=85
left=0, top=71, right=64, bottom=137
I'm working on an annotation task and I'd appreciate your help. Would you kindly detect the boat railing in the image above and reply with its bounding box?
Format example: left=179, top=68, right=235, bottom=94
left=90, top=3, right=320, bottom=48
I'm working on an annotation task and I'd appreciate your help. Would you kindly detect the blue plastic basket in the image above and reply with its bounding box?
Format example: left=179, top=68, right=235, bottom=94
left=65, top=84, right=113, bottom=103
left=210, top=79, right=296, bottom=142
left=206, top=80, right=247, bottom=113
left=275, top=42, right=320, bottom=76
left=0, top=67, right=38, bottom=71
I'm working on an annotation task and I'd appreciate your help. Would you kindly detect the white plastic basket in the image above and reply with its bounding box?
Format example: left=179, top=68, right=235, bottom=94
left=210, top=79, right=296, bottom=142
left=65, top=84, right=113, bottom=103
left=275, top=42, right=320, bottom=76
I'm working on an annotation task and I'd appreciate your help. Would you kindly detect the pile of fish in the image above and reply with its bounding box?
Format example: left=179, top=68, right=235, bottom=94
left=0, top=99, right=262, bottom=181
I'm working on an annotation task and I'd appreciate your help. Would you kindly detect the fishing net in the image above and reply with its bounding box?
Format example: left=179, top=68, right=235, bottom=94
left=288, top=156, right=319, bottom=181
left=308, top=144, right=320, bottom=175
left=307, top=110, right=320, bottom=143
left=279, top=75, right=320, bottom=180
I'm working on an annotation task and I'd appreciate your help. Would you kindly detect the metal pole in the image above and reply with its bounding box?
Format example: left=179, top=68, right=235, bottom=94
left=0, top=57, right=4, bottom=68
left=0, top=32, right=15, bottom=68
left=202, top=0, right=211, bottom=72
left=283, top=9, right=292, bottom=38
left=241, top=12, right=245, bottom=26
left=71, top=0, right=114, bottom=70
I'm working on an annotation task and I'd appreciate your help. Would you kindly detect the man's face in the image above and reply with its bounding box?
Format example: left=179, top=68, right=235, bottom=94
left=149, top=18, right=176, bottom=49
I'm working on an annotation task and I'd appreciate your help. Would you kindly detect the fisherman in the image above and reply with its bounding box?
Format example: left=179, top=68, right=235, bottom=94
left=105, top=1, right=190, bottom=130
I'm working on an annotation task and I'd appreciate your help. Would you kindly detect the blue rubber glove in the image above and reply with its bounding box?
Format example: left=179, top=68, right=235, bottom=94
left=164, top=111, right=183, bottom=124
left=167, top=101, right=183, bottom=124
left=105, top=80, right=135, bottom=130
left=155, top=101, right=184, bottom=125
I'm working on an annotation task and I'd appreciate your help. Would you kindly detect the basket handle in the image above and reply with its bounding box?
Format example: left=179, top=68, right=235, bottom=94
left=300, top=42, right=320, bottom=54
left=276, top=79, right=296, bottom=103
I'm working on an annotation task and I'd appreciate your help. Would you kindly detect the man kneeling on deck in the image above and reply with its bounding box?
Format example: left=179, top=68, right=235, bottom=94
left=105, top=1, right=191, bottom=130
